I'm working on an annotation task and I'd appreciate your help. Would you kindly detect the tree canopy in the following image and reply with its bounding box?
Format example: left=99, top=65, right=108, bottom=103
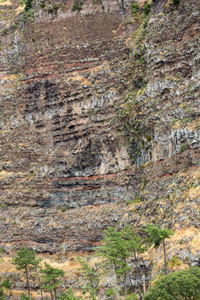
left=40, top=262, right=65, bottom=300
left=12, top=247, right=38, bottom=297
left=143, top=224, right=174, bottom=274
left=143, top=266, right=200, bottom=300
left=143, top=224, right=174, bottom=248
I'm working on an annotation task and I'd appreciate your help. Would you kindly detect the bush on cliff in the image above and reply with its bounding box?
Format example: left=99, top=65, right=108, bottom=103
left=71, top=0, right=83, bottom=11
left=143, top=266, right=200, bottom=300
left=25, top=0, right=32, bottom=11
left=172, top=0, right=180, bottom=7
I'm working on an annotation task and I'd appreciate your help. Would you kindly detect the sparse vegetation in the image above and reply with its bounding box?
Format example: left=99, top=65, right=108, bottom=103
left=25, top=0, right=32, bottom=11
left=172, top=0, right=181, bottom=7
left=71, top=0, right=83, bottom=11
left=143, top=224, right=174, bottom=275
left=143, top=2, right=151, bottom=18
left=61, top=207, right=67, bottom=212
left=180, top=144, right=186, bottom=152
left=0, top=28, right=8, bottom=36
left=1, top=223, right=198, bottom=299
left=131, top=2, right=139, bottom=15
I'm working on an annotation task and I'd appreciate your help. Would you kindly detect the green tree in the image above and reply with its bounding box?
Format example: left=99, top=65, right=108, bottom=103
left=143, top=266, right=200, bottom=300
left=0, top=279, right=10, bottom=290
left=97, top=225, right=145, bottom=296
left=0, top=288, right=5, bottom=300
left=40, top=262, right=64, bottom=300
left=12, top=247, right=38, bottom=298
left=58, top=287, right=84, bottom=300
left=21, top=293, right=32, bottom=300
left=143, top=224, right=174, bottom=274
left=32, top=257, right=44, bottom=300
left=78, top=257, right=99, bottom=300
left=0, top=279, right=11, bottom=300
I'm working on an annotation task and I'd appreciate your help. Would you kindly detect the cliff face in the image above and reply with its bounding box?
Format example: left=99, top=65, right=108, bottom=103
left=0, top=0, right=200, bottom=254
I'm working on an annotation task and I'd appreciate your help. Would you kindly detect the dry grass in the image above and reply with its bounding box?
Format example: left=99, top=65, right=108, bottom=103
left=67, top=73, right=91, bottom=86
left=0, top=170, right=15, bottom=180
left=142, top=227, right=200, bottom=276
left=15, top=4, right=24, bottom=15
left=91, top=61, right=110, bottom=74
left=0, top=0, right=12, bottom=7
left=0, top=227, right=199, bottom=298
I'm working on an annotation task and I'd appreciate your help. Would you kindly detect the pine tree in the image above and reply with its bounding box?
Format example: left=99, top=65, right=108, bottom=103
left=58, top=287, right=84, bottom=300
left=97, top=225, right=145, bottom=296
left=78, top=257, right=99, bottom=300
left=0, top=288, right=5, bottom=300
left=40, top=262, right=64, bottom=300
left=20, top=293, right=32, bottom=300
left=32, top=257, right=44, bottom=300
left=143, top=224, right=174, bottom=275
left=12, top=247, right=38, bottom=298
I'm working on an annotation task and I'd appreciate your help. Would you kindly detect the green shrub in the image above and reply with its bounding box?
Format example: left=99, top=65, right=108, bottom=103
left=143, top=267, right=200, bottom=300
left=1, top=279, right=11, bottom=289
left=39, top=2, right=45, bottom=8
left=0, top=247, right=5, bottom=254
left=21, top=293, right=31, bottom=300
left=57, top=62, right=64, bottom=68
left=146, top=134, right=151, bottom=142
left=125, top=294, right=138, bottom=300
left=61, top=207, right=67, bottom=213
left=1, top=28, right=8, bottom=36
left=0, top=204, right=8, bottom=209
left=172, top=0, right=180, bottom=7
left=106, top=288, right=115, bottom=297
left=131, top=2, right=139, bottom=14
left=180, top=144, right=186, bottom=152
left=167, top=256, right=181, bottom=268
left=143, top=2, right=151, bottom=16
left=71, top=0, right=83, bottom=11
left=25, top=0, right=32, bottom=11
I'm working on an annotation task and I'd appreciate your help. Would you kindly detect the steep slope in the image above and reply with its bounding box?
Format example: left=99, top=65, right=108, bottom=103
left=0, top=0, right=199, bottom=261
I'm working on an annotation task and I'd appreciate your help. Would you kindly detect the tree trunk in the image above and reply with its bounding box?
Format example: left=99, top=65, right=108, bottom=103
left=25, top=266, right=31, bottom=298
left=35, top=267, right=44, bottom=300
left=142, top=275, right=146, bottom=295
left=163, top=239, right=168, bottom=275
left=134, top=251, right=141, bottom=295
left=54, top=288, right=57, bottom=300
left=50, top=290, right=54, bottom=300
left=124, top=271, right=127, bottom=297
left=53, top=278, right=57, bottom=300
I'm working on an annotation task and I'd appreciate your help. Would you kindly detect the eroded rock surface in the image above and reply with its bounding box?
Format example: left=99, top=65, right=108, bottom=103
left=0, top=0, right=199, bottom=254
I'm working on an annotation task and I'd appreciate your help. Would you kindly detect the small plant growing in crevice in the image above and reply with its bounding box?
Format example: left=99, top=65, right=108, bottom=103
left=25, top=0, right=32, bottom=11
left=180, top=144, right=186, bottom=152
left=142, top=2, right=151, bottom=18
left=1, top=28, right=8, bottom=36
left=61, top=207, right=67, bottom=212
left=131, top=1, right=139, bottom=15
left=172, top=0, right=180, bottom=7
left=72, top=0, right=83, bottom=11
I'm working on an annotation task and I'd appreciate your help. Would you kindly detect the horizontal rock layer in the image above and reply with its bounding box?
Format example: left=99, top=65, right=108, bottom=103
left=0, top=0, right=199, bottom=252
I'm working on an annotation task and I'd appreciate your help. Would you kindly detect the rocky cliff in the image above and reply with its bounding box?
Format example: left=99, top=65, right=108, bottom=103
left=0, top=0, right=199, bottom=261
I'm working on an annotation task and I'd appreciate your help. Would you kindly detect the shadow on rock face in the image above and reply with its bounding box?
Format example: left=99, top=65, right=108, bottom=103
left=152, top=0, right=168, bottom=14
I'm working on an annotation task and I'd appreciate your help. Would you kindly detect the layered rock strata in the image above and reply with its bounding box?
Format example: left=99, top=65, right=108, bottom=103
left=0, top=0, right=199, bottom=254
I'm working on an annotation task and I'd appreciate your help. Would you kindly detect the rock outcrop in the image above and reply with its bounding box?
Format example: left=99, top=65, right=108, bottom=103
left=0, top=0, right=199, bottom=256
